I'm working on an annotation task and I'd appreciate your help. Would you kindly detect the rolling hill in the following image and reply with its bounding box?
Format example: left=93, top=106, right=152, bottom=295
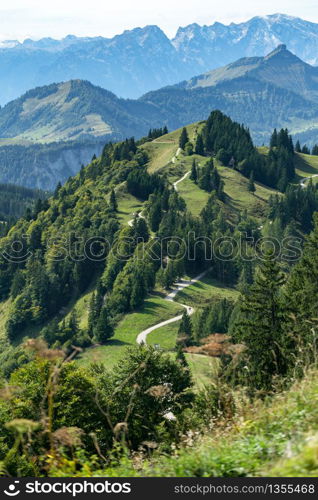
left=0, top=113, right=318, bottom=477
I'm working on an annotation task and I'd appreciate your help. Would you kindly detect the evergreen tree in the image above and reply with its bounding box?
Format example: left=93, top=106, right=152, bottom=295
left=195, top=134, right=204, bottom=155
left=302, top=145, right=310, bottom=155
left=198, top=159, right=213, bottom=192
left=109, top=189, right=118, bottom=212
left=54, top=182, right=62, bottom=199
left=88, top=292, right=96, bottom=336
left=177, top=310, right=192, bottom=347
left=312, top=144, right=318, bottom=156
left=130, top=273, right=146, bottom=310
left=285, top=213, right=318, bottom=362
left=270, top=128, right=278, bottom=148
left=237, top=261, right=254, bottom=294
left=68, top=310, right=80, bottom=337
left=179, top=127, right=189, bottom=150
left=231, top=253, right=287, bottom=391
left=247, top=171, right=256, bottom=193
left=295, top=140, right=301, bottom=153
left=94, top=307, right=114, bottom=343
left=176, top=343, right=188, bottom=367
left=190, top=159, right=198, bottom=183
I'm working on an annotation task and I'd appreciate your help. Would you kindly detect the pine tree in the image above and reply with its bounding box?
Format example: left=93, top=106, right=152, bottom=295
left=302, top=145, right=310, bottom=155
left=295, top=140, right=301, bottom=153
left=88, top=292, right=96, bottom=336
left=270, top=128, right=278, bottom=148
left=312, top=144, right=318, bottom=156
left=247, top=171, right=256, bottom=193
left=285, top=213, right=318, bottom=358
left=109, top=189, right=118, bottom=212
left=68, top=310, right=80, bottom=337
left=237, top=261, right=254, bottom=294
left=176, top=343, right=188, bottom=367
left=54, top=182, right=62, bottom=199
left=189, top=159, right=198, bottom=183
left=179, top=127, right=189, bottom=150
left=130, top=274, right=146, bottom=310
left=195, top=134, right=204, bottom=155
left=231, top=253, right=286, bottom=391
left=198, top=159, right=213, bottom=192
left=177, top=310, right=192, bottom=347
left=94, top=307, right=114, bottom=343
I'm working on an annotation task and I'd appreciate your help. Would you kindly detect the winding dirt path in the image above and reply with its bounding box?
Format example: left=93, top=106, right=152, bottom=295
left=126, top=148, right=206, bottom=345
left=136, top=269, right=210, bottom=345
left=171, top=147, right=182, bottom=164
left=299, top=174, right=318, bottom=188
left=173, top=171, right=191, bottom=191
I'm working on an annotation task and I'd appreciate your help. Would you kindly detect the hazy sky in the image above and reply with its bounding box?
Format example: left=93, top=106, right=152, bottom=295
left=0, top=0, right=317, bottom=41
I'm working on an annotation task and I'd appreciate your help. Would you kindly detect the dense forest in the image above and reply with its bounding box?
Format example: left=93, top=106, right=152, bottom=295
left=0, top=110, right=318, bottom=477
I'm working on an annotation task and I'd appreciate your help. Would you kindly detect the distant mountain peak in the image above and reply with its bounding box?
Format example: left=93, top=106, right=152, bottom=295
left=266, top=44, right=287, bottom=57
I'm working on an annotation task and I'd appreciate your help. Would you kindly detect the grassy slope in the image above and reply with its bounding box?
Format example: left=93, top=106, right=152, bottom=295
left=2, top=124, right=276, bottom=377
left=78, top=295, right=183, bottom=368
left=294, top=152, right=318, bottom=185
left=144, top=129, right=276, bottom=218
left=77, top=125, right=272, bottom=372
left=142, top=123, right=203, bottom=173
left=176, top=275, right=239, bottom=307
left=115, top=184, right=143, bottom=224
left=103, top=369, right=318, bottom=477
left=259, top=147, right=318, bottom=183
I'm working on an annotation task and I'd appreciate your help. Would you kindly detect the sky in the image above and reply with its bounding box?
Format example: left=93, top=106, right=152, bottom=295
left=0, top=0, right=317, bottom=41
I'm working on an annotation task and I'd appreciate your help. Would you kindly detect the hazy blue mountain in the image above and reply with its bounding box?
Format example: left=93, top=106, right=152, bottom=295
left=1, top=14, right=318, bottom=104
left=0, top=80, right=163, bottom=143
left=0, top=79, right=165, bottom=189
left=0, top=26, right=187, bottom=104
left=141, top=45, right=318, bottom=144
left=2, top=45, right=318, bottom=190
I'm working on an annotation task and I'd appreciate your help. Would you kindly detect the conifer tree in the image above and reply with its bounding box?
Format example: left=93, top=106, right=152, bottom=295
left=248, top=171, right=256, bottom=193
left=109, top=188, right=118, bottom=212
left=179, top=127, right=189, bottom=150
left=198, top=159, right=213, bottom=192
left=195, top=134, right=204, bottom=155
left=312, top=144, right=318, bottom=156
left=176, top=343, right=188, bottom=367
left=295, top=140, right=301, bottom=153
left=190, top=159, right=198, bottom=183
left=94, top=307, right=114, bottom=343
left=285, top=213, right=318, bottom=356
left=231, top=252, right=286, bottom=391
left=177, top=310, right=192, bottom=347
left=270, top=128, right=278, bottom=148
left=54, top=182, right=62, bottom=199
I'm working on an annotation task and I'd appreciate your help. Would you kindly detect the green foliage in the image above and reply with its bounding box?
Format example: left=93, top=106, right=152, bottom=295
left=192, top=299, right=234, bottom=343
left=177, top=310, right=192, bottom=347
left=229, top=253, right=287, bottom=391
left=179, top=127, right=189, bottom=150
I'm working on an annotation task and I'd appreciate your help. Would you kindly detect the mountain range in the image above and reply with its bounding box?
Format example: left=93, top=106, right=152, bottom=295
left=1, top=14, right=318, bottom=104
left=1, top=45, right=318, bottom=146
left=2, top=41, right=318, bottom=189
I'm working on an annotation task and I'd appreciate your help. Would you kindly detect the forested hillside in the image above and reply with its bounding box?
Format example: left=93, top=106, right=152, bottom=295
left=0, top=111, right=318, bottom=477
